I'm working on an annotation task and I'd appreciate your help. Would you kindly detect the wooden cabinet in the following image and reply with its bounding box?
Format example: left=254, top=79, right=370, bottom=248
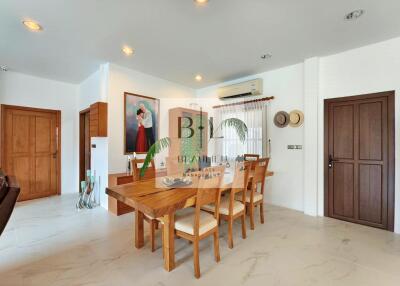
left=90, top=102, right=108, bottom=137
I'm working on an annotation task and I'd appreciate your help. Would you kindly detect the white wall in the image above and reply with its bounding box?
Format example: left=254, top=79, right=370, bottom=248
left=78, top=64, right=109, bottom=110
left=107, top=64, right=197, bottom=173
left=303, top=58, right=320, bottom=216
left=197, top=64, right=305, bottom=212
left=318, top=37, right=400, bottom=233
left=196, top=36, right=400, bottom=234
left=0, top=71, right=79, bottom=194
left=76, top=62, right=197, bottom=210
left=76, top=64, right=110, bottom=204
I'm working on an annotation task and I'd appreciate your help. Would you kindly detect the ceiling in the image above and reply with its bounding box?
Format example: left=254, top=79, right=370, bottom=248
left=1, top=0, right=400, bottom=88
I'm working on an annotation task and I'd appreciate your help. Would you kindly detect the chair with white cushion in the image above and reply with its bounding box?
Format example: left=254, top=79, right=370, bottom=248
left=236, top=158, right=269, bottom=230
left=202, top=161, right=251, bottom=249
left=174, top=166, right=225, bottom=279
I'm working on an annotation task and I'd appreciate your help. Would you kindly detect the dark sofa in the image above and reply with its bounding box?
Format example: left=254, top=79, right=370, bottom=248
left=0, top=171, right=20, bottom=236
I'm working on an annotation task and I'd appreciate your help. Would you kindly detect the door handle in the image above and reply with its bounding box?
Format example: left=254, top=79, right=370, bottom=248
left=53, top=127, right=59, bottom=159
left=328, top=155, right=337, bottom=168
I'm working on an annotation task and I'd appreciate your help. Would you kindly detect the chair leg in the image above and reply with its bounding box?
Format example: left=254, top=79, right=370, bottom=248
left=260, top=203, right=265, bottom=224
left=150, top=220, right=156, bottom=252
left=228, top=218, right=234, bottom=249
left=213, top=229, right=221, bottom=262
left=193, top=239, right=200, bottom=279
left=249, top=204, right=255, bottom=230
left=241, top=213, right=247, bottom=239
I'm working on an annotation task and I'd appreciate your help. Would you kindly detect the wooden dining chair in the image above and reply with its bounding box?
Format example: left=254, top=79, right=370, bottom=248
left=165, top=156, right=185, bottom=176
left=244, top=154, right=260, bottom=170
left=174, top=166, right=225, bottom=279
left=236, top=158, right=269, bottom=230
left=243, top=154, right=260, bottom=161
left=131, top=158, right=160, bottom=252
left=131, top=158, right=156, bottom=181
left=201, top=161, right=251, bottom=249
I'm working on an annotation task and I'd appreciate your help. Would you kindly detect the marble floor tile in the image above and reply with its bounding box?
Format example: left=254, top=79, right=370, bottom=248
left=1, top=194, right=400, bottom=286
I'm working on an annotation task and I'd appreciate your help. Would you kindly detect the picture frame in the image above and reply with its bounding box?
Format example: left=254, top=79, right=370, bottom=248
left=124, top=92, right=160, bottom=154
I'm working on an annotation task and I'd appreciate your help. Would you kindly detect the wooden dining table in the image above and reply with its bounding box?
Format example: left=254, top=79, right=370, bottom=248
left=106, top=170, right=274, bottom=272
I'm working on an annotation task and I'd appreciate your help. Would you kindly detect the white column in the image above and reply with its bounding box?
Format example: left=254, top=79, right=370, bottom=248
left=303, top=58, right=320, bottom=216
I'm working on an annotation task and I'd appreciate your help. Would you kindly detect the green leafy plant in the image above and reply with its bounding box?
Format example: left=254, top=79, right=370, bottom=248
left=140, top=137, right=171, bottom=177
left=140, top=118, right=247, bottom=176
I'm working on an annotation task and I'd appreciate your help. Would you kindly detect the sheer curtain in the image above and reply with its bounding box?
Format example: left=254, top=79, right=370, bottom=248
left=214, top=101, right=267, bottom=160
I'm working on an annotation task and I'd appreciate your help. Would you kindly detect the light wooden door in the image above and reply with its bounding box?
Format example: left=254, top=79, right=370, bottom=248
left=324, top=91, right=395, bottom=231
left=1, top=105, right=60, bottom=201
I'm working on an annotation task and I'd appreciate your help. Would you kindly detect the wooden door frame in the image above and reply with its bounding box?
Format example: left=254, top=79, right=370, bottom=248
left=0, top=104, right=62, bottom=196
left=79, top=108, right=90, bottom=191
left=324, top=91, right=395, bottom=231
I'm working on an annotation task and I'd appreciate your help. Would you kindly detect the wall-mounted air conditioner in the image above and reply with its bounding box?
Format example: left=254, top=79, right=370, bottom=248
left=217, top=79, right=263, bottom=100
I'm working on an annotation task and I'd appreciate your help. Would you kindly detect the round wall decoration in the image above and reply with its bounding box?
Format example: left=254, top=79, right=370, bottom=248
left=289, top=110, right=304, bottom=127
left=273, top=111, right=290, bottom=128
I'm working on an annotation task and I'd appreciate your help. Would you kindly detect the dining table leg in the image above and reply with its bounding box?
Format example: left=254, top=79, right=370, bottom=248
left=162, top=212, right=175, bottom=271
left=135, top=209, right=144, bottom=249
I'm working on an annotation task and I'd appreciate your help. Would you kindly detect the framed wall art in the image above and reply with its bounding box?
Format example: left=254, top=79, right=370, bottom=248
left=124, top=92, right=160, bottom=154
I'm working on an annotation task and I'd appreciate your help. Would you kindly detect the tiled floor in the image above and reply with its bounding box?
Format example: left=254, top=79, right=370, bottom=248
left=1, top=194, right=400, bottom=286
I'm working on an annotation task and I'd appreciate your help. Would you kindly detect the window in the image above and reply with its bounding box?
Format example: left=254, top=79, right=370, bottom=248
left=213, top=102, right=267, bottom=160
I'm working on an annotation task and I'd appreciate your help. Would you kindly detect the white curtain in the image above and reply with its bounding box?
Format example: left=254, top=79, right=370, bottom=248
left=214, top=101, right=268, bottom=160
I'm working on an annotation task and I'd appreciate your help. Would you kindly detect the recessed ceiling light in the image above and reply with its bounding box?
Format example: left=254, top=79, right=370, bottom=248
left=345, top=9, right=365, bottom=21
left=22, top=20, right=43, bottom=31
left=195, top=74, right=203, bottom=81
left=122, top=46, right=134, bottom=56
left=194, top=0, right=209, bottom=5
left=261, top=53, right=272, bottom=60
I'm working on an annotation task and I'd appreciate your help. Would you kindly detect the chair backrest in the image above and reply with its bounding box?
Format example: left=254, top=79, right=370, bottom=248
left=244, top=154, right=260, bottom=161
left=193, top=166, right=225, bottom=236
left=0, top=174, right=20, bottom=236
left=250, top=158, right=270, bottom=196
left=198, top=156, right=211, bottom=170
left=185, top=169, right=203, bottom=179
left=131, top=158, right=156, bottom=181
left=244, top=154, right=260, bottom=170
left=230, top=161, right=251, bottom=213
left=166, top=156, right=185, bottom=176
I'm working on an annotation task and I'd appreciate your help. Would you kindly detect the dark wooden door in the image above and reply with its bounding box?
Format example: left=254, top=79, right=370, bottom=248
left=1, top=105, right=61, bottom=201
left=79, top=109, right=91, bottom=186
left=325, top=91, right=395, bottom=231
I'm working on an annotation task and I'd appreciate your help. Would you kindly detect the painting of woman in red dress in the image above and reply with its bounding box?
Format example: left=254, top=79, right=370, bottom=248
left=135, top=109, right=148, bottom=152
left=124, top=93, right=159, bottom=154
